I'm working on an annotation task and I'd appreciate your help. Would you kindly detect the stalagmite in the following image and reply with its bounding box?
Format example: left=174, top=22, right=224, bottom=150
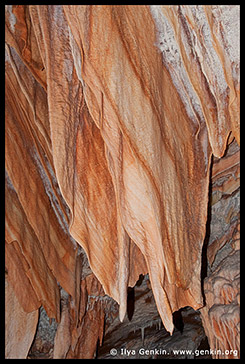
left=141, top=326, right=145, bottom=345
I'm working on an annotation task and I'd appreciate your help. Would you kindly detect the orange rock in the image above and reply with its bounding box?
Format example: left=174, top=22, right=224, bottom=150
left=200, top=250, right=240, bottom=359
left=5, top=5, right=240, bottom=358
left=5, top=276, right=39, bottom=359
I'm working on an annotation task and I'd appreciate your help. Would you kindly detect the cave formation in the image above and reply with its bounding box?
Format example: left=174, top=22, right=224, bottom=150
left=5, top=5, right=240, bottom=359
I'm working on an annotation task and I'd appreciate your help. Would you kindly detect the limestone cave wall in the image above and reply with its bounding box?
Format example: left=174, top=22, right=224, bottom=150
left=5, top=5, right=240, bottom=359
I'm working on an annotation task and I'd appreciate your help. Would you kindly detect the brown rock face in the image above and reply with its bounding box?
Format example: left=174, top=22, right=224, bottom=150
left=201, top=250, right=240, bottom=359
left=5, top=5, right=239, bottom=359
left=200, top=138, right=240, bottom=359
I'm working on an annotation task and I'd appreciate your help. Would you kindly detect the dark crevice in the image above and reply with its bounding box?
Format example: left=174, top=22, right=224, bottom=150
left=126, top=274, right=145, bottom=322
left=201, top=155, right=213, bottom=305
left=127, top=287, right=135, bottom=321
left=172, top=309, right=184, bottom=334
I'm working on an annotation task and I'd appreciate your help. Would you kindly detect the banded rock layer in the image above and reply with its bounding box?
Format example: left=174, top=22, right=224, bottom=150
left=5, top=5, right=239, bottom=359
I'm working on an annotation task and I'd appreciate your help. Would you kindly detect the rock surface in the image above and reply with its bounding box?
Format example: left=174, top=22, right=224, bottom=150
left=5, top=5, right=239, bottom=359
left=5, top=277, right=39, bottom=359
left=201, top=251, right=240, bottom=359
left=96, top=275, right=210, bottom=360
left=200, top=138, right=240, bottom=359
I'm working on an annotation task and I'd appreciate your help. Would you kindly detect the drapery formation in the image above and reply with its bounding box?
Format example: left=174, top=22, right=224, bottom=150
left=5, top=5, right=239, bottom=358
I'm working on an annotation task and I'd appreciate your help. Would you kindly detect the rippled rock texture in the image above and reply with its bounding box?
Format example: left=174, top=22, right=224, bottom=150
left=5, top=5, right=239, bottom=359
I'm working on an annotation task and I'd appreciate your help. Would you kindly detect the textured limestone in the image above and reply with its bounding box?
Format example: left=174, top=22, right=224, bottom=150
left=200, top=139, right=240, bottom=359
left=200, top=250, right=240, bottom=359
left=5, top=277, right=39, bottom=359
left=5, top=5, right=239, bottom=359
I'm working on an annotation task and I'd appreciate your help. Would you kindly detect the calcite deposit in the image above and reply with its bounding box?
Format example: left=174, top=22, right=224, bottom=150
left=201, top=250, right=240, bottom=359
left=5, top=5, right=239, bottom=359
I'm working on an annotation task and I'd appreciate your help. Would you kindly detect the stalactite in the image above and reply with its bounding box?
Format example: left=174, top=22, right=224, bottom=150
left=5, top=5, right=239, bottom=359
